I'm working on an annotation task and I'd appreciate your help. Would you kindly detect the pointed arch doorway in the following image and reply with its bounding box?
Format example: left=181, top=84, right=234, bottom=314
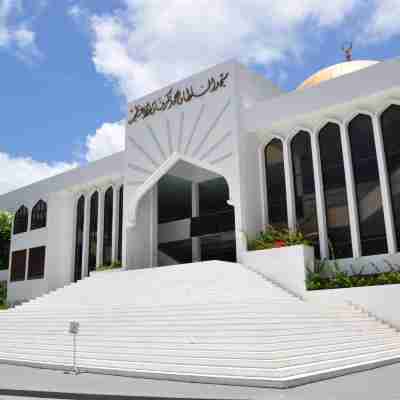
left=125, top=157, right=237, bottom=269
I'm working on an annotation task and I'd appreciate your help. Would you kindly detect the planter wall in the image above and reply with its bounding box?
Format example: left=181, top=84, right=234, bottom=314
left=241, top=245, right=314, bottom=297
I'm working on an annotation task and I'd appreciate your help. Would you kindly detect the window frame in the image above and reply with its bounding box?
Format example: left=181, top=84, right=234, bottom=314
left=30, top=200, right=47, bottom=231
left=13, top=206, right=29, bottom=235
left=27, top=246, right=46, bottom=280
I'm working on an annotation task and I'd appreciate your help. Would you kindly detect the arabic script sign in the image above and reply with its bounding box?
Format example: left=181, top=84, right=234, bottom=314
left=128, top=72, right=229, bottom=125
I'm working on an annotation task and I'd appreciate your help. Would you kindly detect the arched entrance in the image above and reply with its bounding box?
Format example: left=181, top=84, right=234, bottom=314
left=124, top=157, right=237, bottom=268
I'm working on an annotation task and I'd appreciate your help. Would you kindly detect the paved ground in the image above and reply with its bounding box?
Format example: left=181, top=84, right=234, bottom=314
left=0, top=363, right=400, bottom=399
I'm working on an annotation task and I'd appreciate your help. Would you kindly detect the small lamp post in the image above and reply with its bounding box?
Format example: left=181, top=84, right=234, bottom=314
left=69, top=321, right=80, bottom=375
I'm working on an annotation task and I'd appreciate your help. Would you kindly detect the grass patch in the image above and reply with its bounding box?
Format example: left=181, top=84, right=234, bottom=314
left=96, top=261, right=122, bottom=272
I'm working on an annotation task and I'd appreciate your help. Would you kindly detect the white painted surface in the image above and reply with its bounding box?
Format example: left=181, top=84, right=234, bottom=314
left=241, top=246, right=315, bottom=297
left=7, top=279, right=49, bottom=304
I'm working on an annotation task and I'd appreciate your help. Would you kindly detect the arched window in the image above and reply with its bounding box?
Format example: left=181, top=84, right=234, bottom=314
left=31, top=200, right=47, bottom=230
left=88, top=192, right=98, bottom=272
left=381, top=105, right=400, bottom=249
left=117, top=185, right=124, bottom=262
left=74, top=195, right=85, bottom=282
left=103, top=187, right=114, bottom=266
left=291, top=131, right=319, bottom=256
left=349, top=114, right=387, bottom=255
left=264, top=139, right=287, bottom=226
left=13, top=206, right=28, bottom=235
left=319, top=123, right=352, bottom=258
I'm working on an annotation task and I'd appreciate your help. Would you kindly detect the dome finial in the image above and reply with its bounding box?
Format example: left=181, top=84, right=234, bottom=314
left=342, top=41, right=353, bottom=62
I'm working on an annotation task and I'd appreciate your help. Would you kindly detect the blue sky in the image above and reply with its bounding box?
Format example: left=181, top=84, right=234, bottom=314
left=0, top=0, right=399, bottom=194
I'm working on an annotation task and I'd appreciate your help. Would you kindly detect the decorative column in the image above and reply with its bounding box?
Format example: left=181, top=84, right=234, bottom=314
left=111, top=185, right=120, bottom=263
left=150, top=186, right=158, bottom=268
left=283, top=139, right=296, bottom=230
left=311, top=132, right=329, bottom=259
left=372, top=114, right=397, bottom=254
left=96, top=188, right=105, bottom=268
left=81, top=194, right=91, bottom=278
left=339, top=121, right=362, bottom=257
left=192, top=182, right=201, bottom=262
left=27, top=207, right=32, bottom=233
left=7, top=217, right=14, bottom=283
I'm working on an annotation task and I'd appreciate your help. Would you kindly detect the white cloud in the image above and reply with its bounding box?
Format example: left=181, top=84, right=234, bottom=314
left=85, top=120, right=125, bottom=162
left=0, top=118, right=124, bottom=194
left=362, top=0, right=400, bottom=43
left=0, top=0, right=40, bottom=59
left=67, top=4, right=83, bottom=19
left=0, top=152, right=77, bottom=195
left=87, top=0, right=360, bottom=101
left=67, top=0, right=400, bottom=170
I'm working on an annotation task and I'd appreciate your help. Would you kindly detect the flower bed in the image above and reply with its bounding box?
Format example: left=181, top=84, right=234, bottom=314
left=247, top=226, right=311, bottom=251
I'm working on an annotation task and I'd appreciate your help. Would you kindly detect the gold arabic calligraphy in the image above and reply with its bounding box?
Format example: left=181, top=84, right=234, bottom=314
left=128, top=72, right=229, bottom=124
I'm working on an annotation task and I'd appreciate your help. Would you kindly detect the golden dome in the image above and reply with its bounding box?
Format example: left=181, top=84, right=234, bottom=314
left=297, top=60, right=379, bottom=90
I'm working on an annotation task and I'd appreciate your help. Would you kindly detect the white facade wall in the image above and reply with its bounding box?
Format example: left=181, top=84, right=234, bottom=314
left=0, top=154, right=125, bottom=303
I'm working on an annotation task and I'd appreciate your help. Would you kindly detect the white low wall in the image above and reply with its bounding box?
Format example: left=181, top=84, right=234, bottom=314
left=241, top=245, right=314, bottom=296
left=242, top=245, right=400, bottom=329
left=332, top=252, right=400, bottom=275
left=7, top=279, right=49, bottom=305
left=307, top=285, right=400, bottom=329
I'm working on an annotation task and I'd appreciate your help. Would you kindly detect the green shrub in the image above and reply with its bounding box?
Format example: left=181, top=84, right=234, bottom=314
left=248, top=226, right=312, bottom=251
left=0, top=282, right=7, bottom=306
left=306, top=259, right=400, bottom=290
left=96, top=260, right=122, bottom=272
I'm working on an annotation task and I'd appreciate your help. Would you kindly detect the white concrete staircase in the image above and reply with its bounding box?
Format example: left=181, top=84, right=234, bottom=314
left=0, top=261, right=399, bottom=388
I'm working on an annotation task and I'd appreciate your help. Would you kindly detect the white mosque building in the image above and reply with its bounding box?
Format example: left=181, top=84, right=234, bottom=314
left=1, top=57, right=400, bottom=387
left=2, top=56, right=400, bottom=300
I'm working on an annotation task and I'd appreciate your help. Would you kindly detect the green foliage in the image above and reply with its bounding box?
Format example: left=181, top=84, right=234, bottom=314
left=306, top=259, right=400, bottom=290
left=96, top=260, right=122, bottom=272
left=0, top=211, right=12, bottom=270
left=0, top=282, right=7, bottom=306
left=0, top=211, right=12, bottom=242
left=248, top=226, right=312, bottom=251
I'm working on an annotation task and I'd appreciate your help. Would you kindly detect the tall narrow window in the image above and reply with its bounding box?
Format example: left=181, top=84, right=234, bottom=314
left=74, top=196, right=85, bottom=282
left=28, top=246, right=46, bottom=280
left=0, top=237, right=9, bottom=271
left=381, top=105, right=400, bottom=249
left=319, top=123, right=352, bottom=258
left=291, top=131, right=319, bottom=255
left=88, top=192, right=98, bottom=272
left=117, top=185, right=124, bottom=262
left=13, top=206, right=28, bottom=234
left=103, top=187, right=113, bottom=266
left=265, top=139, right=287, bottom=226
left=349, top=114, right=387, bottom=255
left=10, top=249, right=27, bottom=282
left=31, top=200, right=47, bottom=230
